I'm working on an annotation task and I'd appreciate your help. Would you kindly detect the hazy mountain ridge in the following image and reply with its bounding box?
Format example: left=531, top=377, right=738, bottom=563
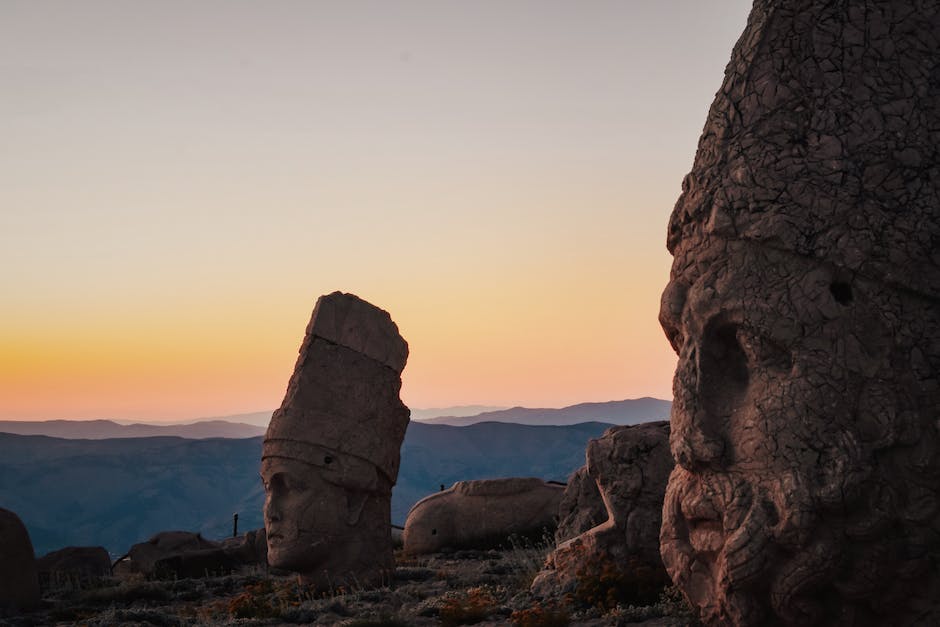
left=0, top=421, right=614, bottom=556
left=0, top=398, right=671, bottom=438
left=0, top=419, right=266, bottom=439
left=418, top=397, right=672, bottom=426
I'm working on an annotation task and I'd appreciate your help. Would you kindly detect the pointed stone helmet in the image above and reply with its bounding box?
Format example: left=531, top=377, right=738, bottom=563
left=262, top=292, right=410, bottom=490
left=667, top=1, right=940, bottom=301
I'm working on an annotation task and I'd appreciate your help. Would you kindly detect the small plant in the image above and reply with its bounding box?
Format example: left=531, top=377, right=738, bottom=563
left=657, top=584, right=700, bottom=621
left=227, top=580, right=279, bottom=618
left=439, top=587, right=498, bottom=626
left=345, top=614, right=411, bottom=627
left=510, top=600, right=571, bottom=627
left=505, top=531, right=555, bottom=590
left=569, top=550, right=670, bottom=611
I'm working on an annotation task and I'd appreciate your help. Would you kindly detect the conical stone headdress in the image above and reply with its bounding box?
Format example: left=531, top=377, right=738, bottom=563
left=668, top=0, right=940, bottom=300
left=263, top=292, right=410, bottom=489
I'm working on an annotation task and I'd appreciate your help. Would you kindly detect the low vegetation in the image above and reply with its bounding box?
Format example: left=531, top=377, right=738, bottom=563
left=11, top=544, right=698, bottom=626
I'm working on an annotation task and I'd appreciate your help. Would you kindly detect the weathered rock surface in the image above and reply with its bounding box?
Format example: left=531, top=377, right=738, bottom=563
left=532, top=422, right=673, bottom=599
left=262, top=291, right=410, bottom=590
left=36, top=546, right=111, bottom=588
left=219, top=527, right=268, bottom=566
left=403, top=477, right=564, bottom=555
left=117, top=529, right=268, bottom=579
left=555, top=466, right=606, bottom=544
left=121, top=531, right=220, bottom=577
left=0, top=508, right=40, bottom=611
left=659, top=1, right=940, bottom=625
left=152, top=547, right=241, bottom=579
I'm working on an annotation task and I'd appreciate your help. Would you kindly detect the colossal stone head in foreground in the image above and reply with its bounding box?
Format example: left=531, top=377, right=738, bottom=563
left=262, top=292, right=409, bottom=589
left=659, top=1, right=940, bottom=625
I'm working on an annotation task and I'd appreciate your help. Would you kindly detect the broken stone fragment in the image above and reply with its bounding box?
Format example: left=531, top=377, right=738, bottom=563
left=403, top=477, right=564, bottom=555
left=531, top=422, right=673, bottom=600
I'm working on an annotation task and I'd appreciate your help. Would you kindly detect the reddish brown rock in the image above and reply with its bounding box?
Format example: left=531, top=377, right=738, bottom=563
left=554, top=466, right=606, bottom=544
left=0, top=508, right=39, bottom=611
left=403, top=478, right=564, bottom=555
left=532, top=422, right=673, bottom=599
left=36, top=546, right=111, bottom=588
left=659, top=1, right=940, bottom=625
left=151, top=548, right=240, bottom=579
left=219, top=528, right=267, bottom=566
left=262, top=292, right=409, bottom=590
left=122, top=531, right=219, bottom=576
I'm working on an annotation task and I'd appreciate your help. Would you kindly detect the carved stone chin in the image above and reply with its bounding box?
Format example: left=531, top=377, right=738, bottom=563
left=659, top=1, right=940, bottom=625
left=261, top=292, right=409, bottom=590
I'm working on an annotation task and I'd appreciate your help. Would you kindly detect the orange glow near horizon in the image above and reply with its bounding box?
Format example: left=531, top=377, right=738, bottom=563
left=0, top=237, right=679, bottom=421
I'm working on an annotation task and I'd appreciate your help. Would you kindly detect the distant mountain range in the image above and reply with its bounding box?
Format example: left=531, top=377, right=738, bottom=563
left=416, top=397, right=672, bottom=426
left=0, top=419, right=266, bottom=439
left=409, top=405, right=508, bottom=421
left=0, top=421, right=616, bottom=557
left=0, top=398, right=671, bottom=437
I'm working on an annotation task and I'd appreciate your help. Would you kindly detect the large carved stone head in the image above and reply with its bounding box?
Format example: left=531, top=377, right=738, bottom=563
left=261, top=292, right=409, bottom=589
left=658, top=1, right=940, bottom=625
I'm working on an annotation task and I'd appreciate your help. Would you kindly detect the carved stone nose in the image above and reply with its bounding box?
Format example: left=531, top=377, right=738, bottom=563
left=263, top=498, right=281, bottom=523
left=671, top=409, right=726, bottom=471
left=670, top=344, right=728, bottom=470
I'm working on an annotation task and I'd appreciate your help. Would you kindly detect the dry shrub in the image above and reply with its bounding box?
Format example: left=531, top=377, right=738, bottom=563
left=227, top=580, right=278, bottom=618
left=196, top=576, right=319, bottom=621
left=569, top=551, right=669, bottom=611
left=439, top=587, right=498, bottom=626
left=510, top=600, right=571, bottom=627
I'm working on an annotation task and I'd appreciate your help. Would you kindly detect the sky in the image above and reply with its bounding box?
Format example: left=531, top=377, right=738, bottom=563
left=1, top=1, right=753, bottom=421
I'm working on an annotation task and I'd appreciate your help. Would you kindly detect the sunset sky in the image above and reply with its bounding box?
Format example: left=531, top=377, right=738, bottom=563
left=1, top=1, right=752, bottom=421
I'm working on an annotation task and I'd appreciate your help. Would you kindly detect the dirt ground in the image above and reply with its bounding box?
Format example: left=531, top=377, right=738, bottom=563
left=1, top=545, right=699, bottom=626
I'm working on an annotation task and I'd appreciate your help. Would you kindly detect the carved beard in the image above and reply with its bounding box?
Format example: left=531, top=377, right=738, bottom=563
left=661, top=466, right=849, bottom=626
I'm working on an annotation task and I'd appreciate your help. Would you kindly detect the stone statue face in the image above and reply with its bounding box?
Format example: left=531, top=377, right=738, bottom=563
left=658, top=240, right=938, bottom=625
left=261, top=456, right=352, bottom=572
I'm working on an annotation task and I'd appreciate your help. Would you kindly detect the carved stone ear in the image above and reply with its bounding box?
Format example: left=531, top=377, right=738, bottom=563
left=346, top=491, right=369, bottom=526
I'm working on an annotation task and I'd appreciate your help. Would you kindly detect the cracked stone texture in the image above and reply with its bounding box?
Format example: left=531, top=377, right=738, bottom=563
left=36, top=546, right=111, bottom=583
left=262, top=292, right=410, bottom=589
left=402, top=478, right=564, bottom=555
left=555, top=466, right=607, bottom=544
left=531, top=422, right=673, bottom=598
left=123, top=531, right=220, bottom=576
left=0, top=508, right=40, bottom=611
left=659, top=1, right=940, bottom=625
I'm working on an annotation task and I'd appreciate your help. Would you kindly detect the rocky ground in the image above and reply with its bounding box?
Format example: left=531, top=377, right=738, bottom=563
left=0, top=542, right=699, bottom=626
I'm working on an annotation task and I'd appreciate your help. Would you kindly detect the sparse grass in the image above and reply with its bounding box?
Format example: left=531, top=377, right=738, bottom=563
left=510, top=599, right=571, bottom=627
left=504, top=530, right=555, bottom=590
left=23, top=544, right=698, bottom=626
left=40, top=569, right=108, bottom=594
left=344, top=614, right=411, bottom=627
left=77, top=580, right=173, bottom=605
left=438, top=586, right=499, bottom=626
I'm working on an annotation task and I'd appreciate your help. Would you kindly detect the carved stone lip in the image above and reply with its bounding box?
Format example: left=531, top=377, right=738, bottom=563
left=675, top=480, right=727, bottom=555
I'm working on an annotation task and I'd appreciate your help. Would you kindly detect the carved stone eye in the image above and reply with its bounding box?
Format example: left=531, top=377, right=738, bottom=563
left=699, top=322, right=750, bottom=419
left=830, top=281, right=853, bottom=305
